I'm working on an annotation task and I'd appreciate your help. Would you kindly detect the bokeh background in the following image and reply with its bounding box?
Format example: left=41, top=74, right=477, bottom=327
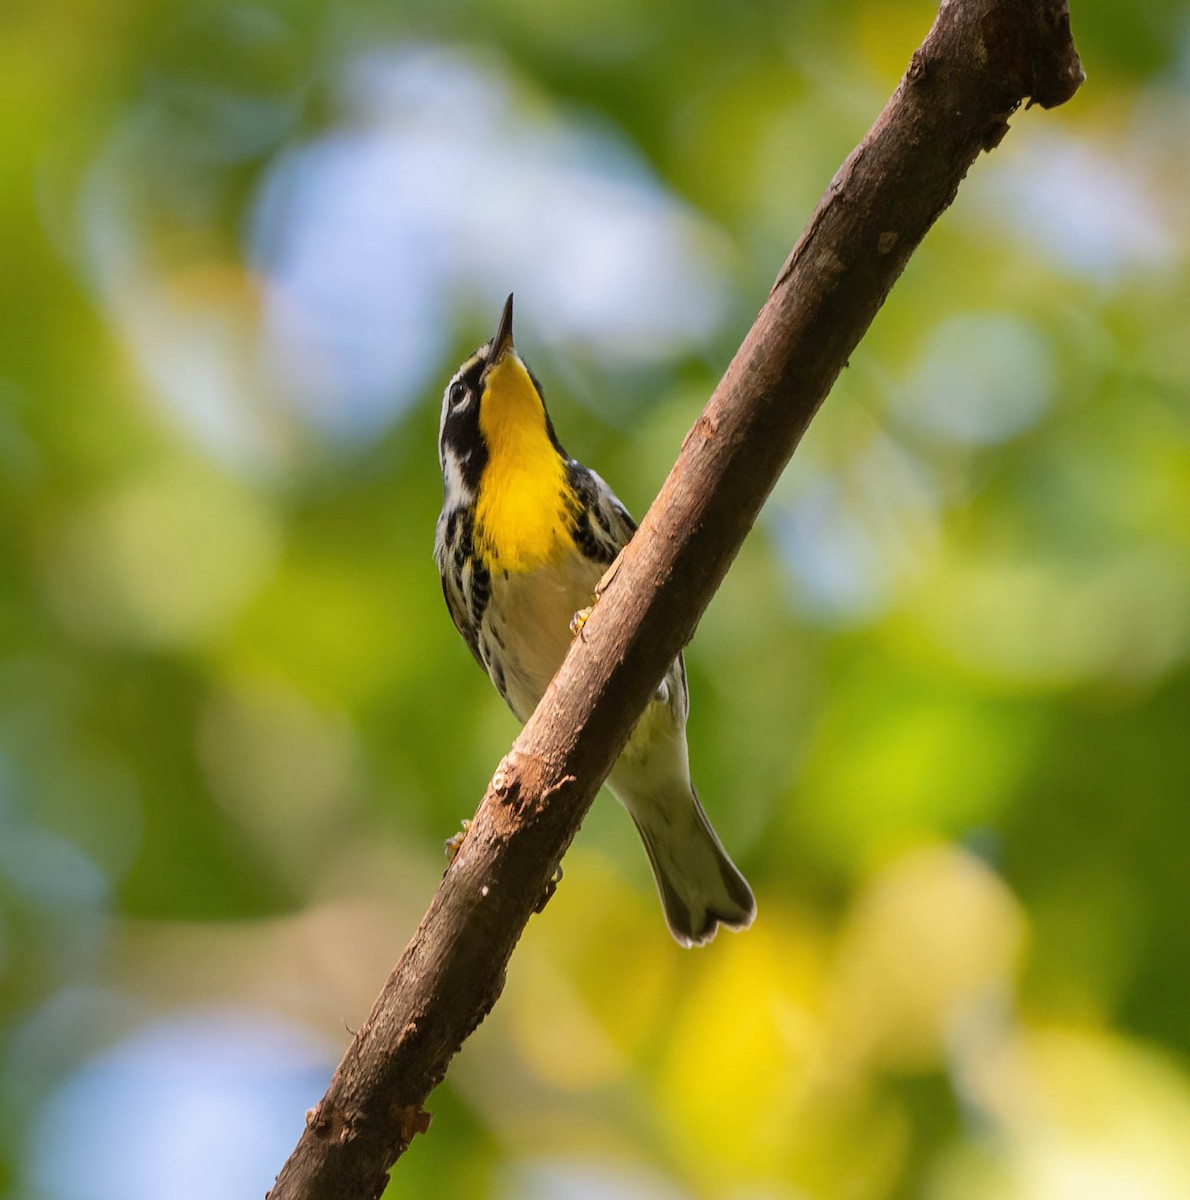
left=3, top=0, right=1189, bottom=1197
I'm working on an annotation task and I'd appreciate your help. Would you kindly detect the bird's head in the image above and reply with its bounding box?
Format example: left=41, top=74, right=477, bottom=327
left=438, top=294, right=563, bottom=497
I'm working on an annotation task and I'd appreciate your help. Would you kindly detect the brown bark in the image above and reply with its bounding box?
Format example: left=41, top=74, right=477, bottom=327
left=269, top=3, right=1082, bottom=1197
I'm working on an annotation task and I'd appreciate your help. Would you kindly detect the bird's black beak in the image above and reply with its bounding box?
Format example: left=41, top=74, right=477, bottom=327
left=490, top=293, right=515, bottom=362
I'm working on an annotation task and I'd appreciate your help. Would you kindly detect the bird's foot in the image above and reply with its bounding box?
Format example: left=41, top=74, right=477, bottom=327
left=595, top=552, right=623, bottom=598
left=444, top=818, right=471, bottom=863
left=570, top=552, right=626, bottom=640
left=534, top=862, right=564, bottom=914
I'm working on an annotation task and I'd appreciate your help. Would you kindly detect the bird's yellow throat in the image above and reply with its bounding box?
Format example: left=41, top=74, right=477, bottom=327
left=475, top=353, right=573, bottom=574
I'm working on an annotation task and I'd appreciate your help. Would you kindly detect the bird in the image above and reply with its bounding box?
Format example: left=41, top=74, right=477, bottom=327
left=434, top=294, right=755, bottom=946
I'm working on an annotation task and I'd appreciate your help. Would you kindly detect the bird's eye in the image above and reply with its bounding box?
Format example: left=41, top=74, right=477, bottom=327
left=448, top=381, right=468, bottom=409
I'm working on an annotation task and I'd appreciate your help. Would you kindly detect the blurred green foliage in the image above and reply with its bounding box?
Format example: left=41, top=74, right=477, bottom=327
left=1, top=1, right=1189, bottom=1197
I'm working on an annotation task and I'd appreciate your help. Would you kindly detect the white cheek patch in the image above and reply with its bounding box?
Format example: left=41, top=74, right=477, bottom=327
left=441, top=447, right=475, bottom=503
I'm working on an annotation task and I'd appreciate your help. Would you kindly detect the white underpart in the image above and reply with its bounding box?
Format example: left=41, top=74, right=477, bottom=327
left=486, top=550, right=602, bottom=723
left=484, top=540, right=752, bottom=946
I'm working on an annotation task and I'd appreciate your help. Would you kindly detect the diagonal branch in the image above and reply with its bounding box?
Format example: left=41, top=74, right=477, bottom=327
left=269, top=3, right=1082, bottom=1197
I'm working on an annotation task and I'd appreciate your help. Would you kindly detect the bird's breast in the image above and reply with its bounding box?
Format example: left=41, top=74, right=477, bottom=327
left=474, top=458, right=576, bottom=575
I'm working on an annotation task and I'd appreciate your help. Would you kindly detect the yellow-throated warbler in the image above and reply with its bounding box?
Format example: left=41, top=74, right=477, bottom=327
left=435, top=295, right=755, bottom=946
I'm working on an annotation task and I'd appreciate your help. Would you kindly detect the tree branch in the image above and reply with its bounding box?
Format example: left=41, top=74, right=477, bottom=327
left=269, top=3, right=1082, bottom=1197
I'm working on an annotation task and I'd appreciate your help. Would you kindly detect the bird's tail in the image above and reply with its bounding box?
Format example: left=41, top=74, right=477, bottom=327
left=615, top=778, right=755, bottom=948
